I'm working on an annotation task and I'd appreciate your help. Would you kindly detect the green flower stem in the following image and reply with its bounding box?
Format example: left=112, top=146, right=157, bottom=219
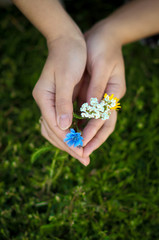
left=73, top=112, right=84, bottom=120
left=70, top=117, right=81, bottom=133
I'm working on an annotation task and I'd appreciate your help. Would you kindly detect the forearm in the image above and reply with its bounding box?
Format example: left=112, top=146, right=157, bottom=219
left=102, top=0, right=159, bottom=45
left=12, top=0, right=83, bottom=43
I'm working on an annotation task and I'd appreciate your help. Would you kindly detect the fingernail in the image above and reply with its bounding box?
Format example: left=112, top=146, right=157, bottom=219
left=58, top=114, right=71, bottom=130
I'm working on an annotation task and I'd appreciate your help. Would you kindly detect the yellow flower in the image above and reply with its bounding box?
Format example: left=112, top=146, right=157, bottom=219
left=103, top=93, right=121, bottom=110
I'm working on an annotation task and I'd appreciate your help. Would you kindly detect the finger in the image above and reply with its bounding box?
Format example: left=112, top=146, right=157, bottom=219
left=106, top=62, right=126, bottom=99
left=77, top=71, right=90, bottom=107
left=86, top=59, right=112, bottom=103
left=83, top=64, right=126, bottom=147
left=83, top=111, right=117, bottom=157
left=42, top=118, right=86, bottom=161
left=32, top=56, right=57, bottom=130
left=34, top=87, right=85, bottom=158
left=42, top=106, right=85, bottom=157
left=82, top=118, right=104, bottom=146
left=55, top=71, right=74, bottom=130
left=80, top=61, right=110, bottom=144
left=41, top=119, right=90, bottom=166
left=41, top=119, right=64, bottom=151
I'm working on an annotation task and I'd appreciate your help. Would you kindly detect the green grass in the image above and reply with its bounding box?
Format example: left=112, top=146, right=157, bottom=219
left=0, top=4, right=159, bottom=240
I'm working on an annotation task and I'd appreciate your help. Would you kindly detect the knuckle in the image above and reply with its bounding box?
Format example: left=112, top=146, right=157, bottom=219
left=96, top=56, right=112, bottom=72
left=62, top=71, right=72, bottom=81
left=107, top=81, right=126, bottom=99
left=32, top=85, right=41, bottom=102
left=56, top=98, right=72, bottom=113
left=92, top=85, right=104, bottom=98
left=107, top=82, right=121, bottom=93
left=96, top=56, right=107, bottom=69
left=32, top=87, right=37, bottom=100
left=56, top=97, right=68, bottom=105
left=59, top=69, right=76, bottom=84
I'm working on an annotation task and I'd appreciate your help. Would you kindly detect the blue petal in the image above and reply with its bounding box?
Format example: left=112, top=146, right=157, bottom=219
left=79, top=139, right=83, bottom=147
left=78, top=142, right=83, bottom=147
left=75, top=136, right=84, bottom=147
left=73, top=139, right=80, bottom=147
left=65, top=133, right=73, bottom=138
left=74, top=139, right=81, bottom=147
left=64, top=137, right=71, bottom=142
left=67, top=139, right=74, bottom=147
left=70, top=128, right=75, bottom=133
left=64, top=129, right=84, bottom=148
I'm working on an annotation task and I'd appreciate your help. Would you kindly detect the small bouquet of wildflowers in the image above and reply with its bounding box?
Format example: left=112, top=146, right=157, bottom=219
left=64, top=94, right=121, bottom=148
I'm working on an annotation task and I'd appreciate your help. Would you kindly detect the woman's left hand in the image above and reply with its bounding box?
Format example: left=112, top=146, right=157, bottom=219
left=79, top=20, right=126, bottom=157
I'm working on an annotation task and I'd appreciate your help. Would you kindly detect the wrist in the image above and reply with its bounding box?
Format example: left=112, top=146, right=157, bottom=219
left=44, top=0, right=85, bottom=47
left=95, top=18, right=125, bottom=46
left=47, top=28, right=86, bottom=53
left=86, top=18, right=123, bottom=50
left=47, top=18, right=84, bottom=42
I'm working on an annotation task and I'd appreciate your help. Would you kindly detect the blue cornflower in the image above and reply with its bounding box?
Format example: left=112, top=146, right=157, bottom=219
left=64, top=128, right=83, bottom=148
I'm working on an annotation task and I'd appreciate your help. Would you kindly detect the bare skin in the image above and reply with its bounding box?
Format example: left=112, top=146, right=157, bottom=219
left=12, top=0, right=159, bottom=165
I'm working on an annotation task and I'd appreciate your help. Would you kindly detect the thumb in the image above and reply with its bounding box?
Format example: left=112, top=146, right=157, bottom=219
left=56, top=73, right=74, bottom=130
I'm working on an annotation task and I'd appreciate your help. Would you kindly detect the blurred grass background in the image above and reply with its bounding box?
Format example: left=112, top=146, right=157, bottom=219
left=0, top=1, right=159, bottom=240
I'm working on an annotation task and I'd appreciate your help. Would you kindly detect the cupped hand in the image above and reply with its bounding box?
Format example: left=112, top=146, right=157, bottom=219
left=32, top=35, right=90, bottom=166
left=79, top=21, right=126, bottom=157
